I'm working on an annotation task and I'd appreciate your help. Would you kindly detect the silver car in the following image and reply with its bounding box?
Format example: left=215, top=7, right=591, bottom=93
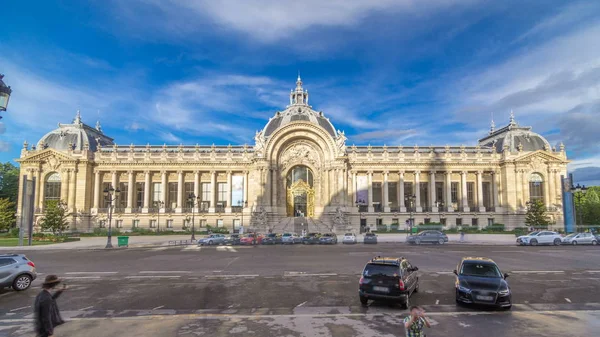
left=562, top=233, right=598, bottom=245
left=342, top=233, right=357, bottom=244
left=198, top=234, right=226, bottom=246
left=281, top=233, right=302, bottom=244
left=0, top=254, right=37, bottom=291
left=407, top=230, right=449, bottom=245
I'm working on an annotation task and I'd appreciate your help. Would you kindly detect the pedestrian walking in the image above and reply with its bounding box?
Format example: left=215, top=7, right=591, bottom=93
left=460, top=231, right=465, bottom=242
left=404, top=306, right=431, bottom=337
left=34, top=275, right=67, bottom=337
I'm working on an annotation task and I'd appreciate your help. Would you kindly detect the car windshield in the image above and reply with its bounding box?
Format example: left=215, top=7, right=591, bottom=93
left=323, top=234, right=333, bottom=237
left=528, top=231, right=540, bottom=236
left=564, top=233, right=577, bottom=238
left=282, top=233, right=292, bottom=237
left=366, top=233, right=375, bottom=237
left=460, top=262, right=502, bottom=278
left=344, top=233, right=353, bottom=236
left=363, top=264, right=399, bottom=277
left=267, top=234, right=277, bottom=238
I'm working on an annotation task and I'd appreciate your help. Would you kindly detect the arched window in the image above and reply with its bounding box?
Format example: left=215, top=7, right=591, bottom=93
left=529, top=173, right=544, bottom=203
left=286, top=165, right=313, bottom=188
left=44, top=172, right=62, bottom=202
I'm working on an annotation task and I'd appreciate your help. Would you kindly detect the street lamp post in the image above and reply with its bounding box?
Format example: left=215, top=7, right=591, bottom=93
left=570, top=184, right=588, bottom=232
left=238, top=200, right=248, bottom=233
left=188, top=193, right=201, bottom=241
left=103, top=185, right=121, bottom=249
left=405, top=195, right=416, bottom=234
left=436, top=200, right=445, bottom=225
left=154, top=200, right=164, bottom=233
left=0, top=74, right=12, bottom=113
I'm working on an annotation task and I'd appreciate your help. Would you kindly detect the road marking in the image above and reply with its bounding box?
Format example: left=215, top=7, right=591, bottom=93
left=79, top=306, right=94, bottom=311
left=435, top=272, right=454, bottom=275
left=9, top=306, right=30, bottom=312
left=183, top=245, right=201, bottom=251
left=458, top=322, right=471, bottom=328
left=510, top=270, right=564, bottom=274
left=436, top=300, right=440, bottom=305
left=125, top=276, right=181, bottom=279
left=585, top=271, right=600, bottom=273
left=217, top=246, right=237, bottom=252
left=150, top=247, right=169, bottom=251
left=296, top=301, right=307, bottom=307
left=565, top=298, right=572, bottom=303
left=284, top=273, right=338, bottom=277
left=65, top=271, right=118, bottom=275
left=205, top=274, right=259, bottom=278
left=139, top=271, right=192, bottom=274
left=152, top=305, right=164, bottom=310
left=65, top=276, right=101, bottom=279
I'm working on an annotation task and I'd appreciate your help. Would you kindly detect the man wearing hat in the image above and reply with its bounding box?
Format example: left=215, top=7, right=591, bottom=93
left=34, top=275, right=67, bottom=337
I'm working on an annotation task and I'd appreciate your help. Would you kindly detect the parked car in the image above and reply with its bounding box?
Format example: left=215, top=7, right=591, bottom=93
left=262, top=233, right=282, bottom=245
left=0, top=254, right=37, bottom=291
left=198, top=234, right=227, bottom=246
left=319, top=233, right=338, bottom=244
left=406, top=230, right=449, bottom=245
left=224, top=234, right=241, bottom=245
left=454, top=257, right=511, bottom=309
left=342, top=233, right=357, bottom=244
left=302, top=232, right=322, bottom=245
left=281, top=233, right=302, bottom=244
left=516, top=231, right=562, bottom=246
left=562, top=232, right=598, bottom=245
left=359, top=256, right=420, bottom=308
left=363, top=233, right=378, bottom=244
left=240, top=233, right=263, bottom=245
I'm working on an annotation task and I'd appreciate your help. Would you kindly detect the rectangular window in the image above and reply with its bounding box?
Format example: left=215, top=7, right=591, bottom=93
left=388, top=182, right=397, bottom=206
left=488, top=218, right=494, bottom=227
left=472, top=218, right=479, bottom=227
left=391, top=218, right=399, bottom=225
left=118, top=182, right=128, bottom=208
left=217, top=183, right=227, bottom=206
left=482, top=182, right=492, bottom=209
left=467, top=182, right=475, bottom=208
left=233, top=219, right=241, bottom=229
left=451, top=182, right=459, bottom=204
left=184, top=182, right=194, bottom=201
left=376, top=218, right=383, bottom=226
left=216, top=219, right=224, bottom=228
left=201, top=183, right=211, bottom=202
left=456, top=218, right=463, bottom=226
left=424, top=218, right=431, bottom=224
left=135, top=182, right=144, bottom=208
left=99, top=220, right=106, bottom=228
left=102, top=182, right=111, bottom=208
left=436, top=182, right=444, bottom=204
left=132, top=219, right=139, bottom=228
left=166, top=219, right=173, bottom=228
left=372, top=182, right=382, bottom=203
left=419, top=182, right=429, bottom=209
left=441, top=218, right=447, bottom=226
left=404, top=182, right=414, bottom=208
left=150, top=219, right=157, bottom=228
left=116, top=220, right=123, bottom=228
left=152, top=183, right=162, bottom=203
left=168, top=182, right=178, bottom=209
left=199, top=219, right=207, bottom=228
left=529, top=182, right=544, bottom=203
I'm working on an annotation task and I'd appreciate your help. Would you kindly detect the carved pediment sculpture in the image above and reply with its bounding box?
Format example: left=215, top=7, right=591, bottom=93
left=280, top=143, right=320, bottom=169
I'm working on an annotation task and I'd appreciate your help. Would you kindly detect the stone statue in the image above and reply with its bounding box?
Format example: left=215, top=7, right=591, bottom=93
left=335, top=130, right=347, bottom=154
left=333, top=206, right=346, bottom=229
left=257, top=206, right=268, bottom=229
left=254, top=131, right=266, bottom=154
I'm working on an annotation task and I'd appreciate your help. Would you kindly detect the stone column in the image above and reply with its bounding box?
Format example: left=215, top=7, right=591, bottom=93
left=492, top=171, right=500, bottom=211
left=194, top=171, right=200, bottom=201
left=127, top=170, right=134, bottom=212
left=177, top=170, right=184, bottom=211
left=461, top=171, right=470, bottom=212
left=93, top=170, right=101, bottom=209
left=383, top=171, right=390, bottom=212
left=477, top=171, right=485, bottom=212
left=352, top=171, right=357, bottom=205
left=554, top=170, right=562, bottom=209
left=271, top=168, right=278, bottom=208
left=61, top=169, right=70, bottom=205
left=161, top=170, right=167, bottom=212
left=244, top=171, right=249, bottom=207
left=430, top=171, right=437, bottom=212
left=34, top=169, right=42, bottom=211
left=226, top=171, right=232, bottom=213
left=445, top=172, right=454, bottom=212
left=143, top=170, right=150, bottom=210
left=111, top=170, right=118, bottom=191
left=544, top=170, right=551, bottom=209
left=341, top=169, right=347, bottom=206
left=367, top=171, right=374, bottom=212
left=209, top=171, right=216, bottom=212
left=68, top=169, right=77, bottom=212
left=522, top=170, right=529, bottom=209
left=399, top=171, right=406, bottom=212
left=547, top=169, right=555, bottom=210
left=415, top=171, right=422, bottom=212
left=515, top=169, right=523, bottom=210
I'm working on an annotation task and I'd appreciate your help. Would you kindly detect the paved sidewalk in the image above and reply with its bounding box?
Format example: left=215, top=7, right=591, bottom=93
left=0, top=233, right=517, bottom=250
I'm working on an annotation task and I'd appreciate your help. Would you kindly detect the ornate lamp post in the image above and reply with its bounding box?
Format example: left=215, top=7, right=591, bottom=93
left=103, top=185, right=121, bottom=249
left=238, top=199, right=248, bottom=233
left=571, top=184, right=588, bottom=232
left=188, top=193, right=201, bottom=240
left=405, top=195, right=416, bottom=234
left=0, top=74, right=12, bottom=113
left=436, top=200, right=445, bottom=225
left=153, top=200, right=164, bottom=233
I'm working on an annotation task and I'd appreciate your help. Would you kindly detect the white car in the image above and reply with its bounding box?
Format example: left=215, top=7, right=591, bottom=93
left=516, top=231, right=562, bottom=246
left=342, top=233, right=357, bottom=244
left=561, top=233, right=598, bottom=246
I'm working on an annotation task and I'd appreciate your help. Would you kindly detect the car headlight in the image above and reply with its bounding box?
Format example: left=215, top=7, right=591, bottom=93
left=498, top=288, right=510, bottom=295
left=458, top=285, right=471, bottom=293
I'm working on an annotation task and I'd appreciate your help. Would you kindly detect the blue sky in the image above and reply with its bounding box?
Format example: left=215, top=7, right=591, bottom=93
left=1, top=0, right=600, bottom=184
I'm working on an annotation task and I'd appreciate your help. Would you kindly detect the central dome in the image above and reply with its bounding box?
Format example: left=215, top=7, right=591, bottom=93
left=262, top=76, right=336, bottom=138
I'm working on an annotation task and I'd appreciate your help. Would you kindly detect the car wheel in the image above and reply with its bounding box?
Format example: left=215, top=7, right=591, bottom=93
left=554, top=238, right=561, bottom=246
left=12, top=274, right=32, bottom=291
left=415, top=239, right=421, bottom=245
left=208, top=240, right=213, bottom=245
left=592, top=240, right=598, bottom=246
left=572, top=241, right=577, bottom=246
left=438, top=238, right=444, bottom=245
left=530, top=239, right=538, bottom=246
left=360, top=296, right=368, bottom=306
left=402, top=295, right=410, bottom=309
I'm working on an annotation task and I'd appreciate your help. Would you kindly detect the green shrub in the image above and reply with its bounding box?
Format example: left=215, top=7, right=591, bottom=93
left=376, top=224, right=388, bottom=232
left=483, top=223, right=505, bottom=232
left=418, top=222, right=443, bottom=231
left=9, top=227, right=20, bottom=237
left=390, top=224, right=400, bottom=232
left=206, top=225, right=229, bottom=234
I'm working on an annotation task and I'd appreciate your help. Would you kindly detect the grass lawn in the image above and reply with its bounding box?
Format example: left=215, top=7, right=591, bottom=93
left=0, top=238, right=58, bottom=246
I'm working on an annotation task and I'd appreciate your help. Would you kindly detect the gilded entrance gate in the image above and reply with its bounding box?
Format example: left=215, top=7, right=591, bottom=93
left=286, top=179, right=315, bottom=217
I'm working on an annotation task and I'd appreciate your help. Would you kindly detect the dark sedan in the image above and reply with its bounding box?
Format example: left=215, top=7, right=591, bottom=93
left=224, top=234, right=241, bottom=245
left=363, top=233, right=378, bottom=244
left=302, top=233, right=321, bottom=245
left=319, top=233, right=338, bottom=244
left=407, top=230, right=449, bottom=245
left=262, top=233, right=282, bottom=245
left=454, top=257, right=512, bottom=309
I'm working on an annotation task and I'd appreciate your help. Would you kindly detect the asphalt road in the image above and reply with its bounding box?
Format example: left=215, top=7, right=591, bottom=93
left=1, top=243, right=599, bottom=336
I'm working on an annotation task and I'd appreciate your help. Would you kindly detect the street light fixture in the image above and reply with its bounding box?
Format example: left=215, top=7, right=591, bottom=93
left=238, top=199, right=248, bottom=233
left=187, top=193, right=201, bottom=241
left=0, top=74, right=12, bottom=113
left=436, top=200, right=445, bottom=225
left=153, top=200, right=165, bottom=233
left=103, top=185, right=121, bottom=249
left=405, top=195, right=416, bottom=234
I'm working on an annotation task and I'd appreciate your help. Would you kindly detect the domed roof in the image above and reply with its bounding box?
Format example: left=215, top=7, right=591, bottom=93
left=478, top=111, right=550, bottom=152
left=37, top=111, right=114, bottom=151
left=262, top=76, right=336, bottom=138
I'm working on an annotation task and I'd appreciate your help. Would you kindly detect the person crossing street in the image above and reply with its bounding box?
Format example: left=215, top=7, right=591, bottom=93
left=34, top=275, right=68, bottom=337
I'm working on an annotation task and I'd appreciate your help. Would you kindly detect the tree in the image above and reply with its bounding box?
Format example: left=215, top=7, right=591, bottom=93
left=0, top=198, right=16, bottom=231
left=39, top=200, right=69, bottom=235
left=525, top=199, right=550, bottom=229
left=0, top=162, right=19, bottom=204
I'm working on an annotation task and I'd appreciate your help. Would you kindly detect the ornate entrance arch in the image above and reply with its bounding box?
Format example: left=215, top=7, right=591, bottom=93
left=286, top=166, right=315, bottom=217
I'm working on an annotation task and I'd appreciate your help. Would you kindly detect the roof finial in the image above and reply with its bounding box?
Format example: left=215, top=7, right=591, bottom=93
left=95, top=120, right=103, bottom=133
left=490, top=112, right=496, bottom=134
left=509, top=109, right=515, bottom=125
left=74, top=110, right=82, bottom=124
left=296, top=71, right=303, bottom=90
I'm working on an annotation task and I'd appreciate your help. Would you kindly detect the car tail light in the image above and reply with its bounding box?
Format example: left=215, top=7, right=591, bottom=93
left=27, top=261, right=35, bottom=268
left=359, top=277, right=364, bottom=285
left=398, top=279, right=405, bottom=291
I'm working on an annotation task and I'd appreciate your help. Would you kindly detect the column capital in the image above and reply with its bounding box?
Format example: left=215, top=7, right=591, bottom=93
left=414, top=170, right=421, bottom=175
left=430, top=170, right=436, bottom=175
left=210, top=170, right=217, bottom=175
left=398, top=170, right=405, bottom=175
left=160, top=170, right=167, bottom=175
left=127, top=170, right=135, bottom=175
left=94, top=169, right=101, bottom=175
left=244, top=170, right=250, bottom=175
left=226, top=170, right=232, bottom=175
left=193, top=170, right=201, bottom=175
left=460, top=170, right=468, bottom=175
left=444, top=171, right=452, bottom=175
left=177, top=170, right=184, bottom=175
left=143, top=170, right=151, bottom=175
left=367, top=170, right=373, bottom=175
left=383, top=170, right=389, bottom=175
left=476, top=170, right=483, bottom=175
left=110, top=170, right=118, bottom=175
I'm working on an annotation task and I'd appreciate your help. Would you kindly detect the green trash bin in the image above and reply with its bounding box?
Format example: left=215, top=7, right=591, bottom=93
left=117, top=236, right=129, bottom=247
left=412, top=227, right=418, bottom=234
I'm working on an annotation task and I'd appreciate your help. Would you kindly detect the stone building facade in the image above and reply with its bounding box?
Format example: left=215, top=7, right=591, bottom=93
left=16, top=77, right=569, bottom=233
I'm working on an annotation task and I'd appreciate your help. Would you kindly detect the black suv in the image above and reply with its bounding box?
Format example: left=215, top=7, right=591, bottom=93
left=359, top=256, right=419, bottom=308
